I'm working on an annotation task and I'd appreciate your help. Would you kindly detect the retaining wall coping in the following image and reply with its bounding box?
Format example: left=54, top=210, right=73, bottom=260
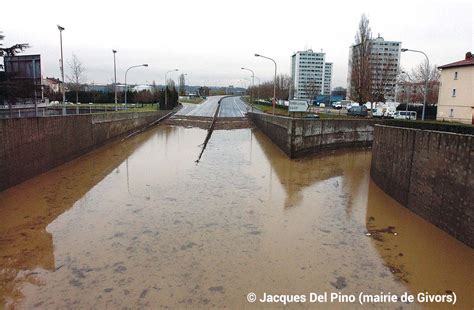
left=374, top=124, right=474, bottom=138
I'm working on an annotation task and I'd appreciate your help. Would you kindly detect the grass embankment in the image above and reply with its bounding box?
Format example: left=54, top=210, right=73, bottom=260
left=243, top=96, right=354, bottom=119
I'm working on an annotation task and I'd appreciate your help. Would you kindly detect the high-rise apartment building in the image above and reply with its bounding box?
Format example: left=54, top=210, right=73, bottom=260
left=291, top=50, right=332, bottom=100
left=347, top=35, right=401, bottom=102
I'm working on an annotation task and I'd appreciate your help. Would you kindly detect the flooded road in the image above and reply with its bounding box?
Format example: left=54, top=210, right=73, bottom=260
left=0, top=125, right=473, bottom=309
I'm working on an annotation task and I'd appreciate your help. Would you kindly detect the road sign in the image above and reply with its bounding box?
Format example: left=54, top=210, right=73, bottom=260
left=289, top=100, right=309, bottom=112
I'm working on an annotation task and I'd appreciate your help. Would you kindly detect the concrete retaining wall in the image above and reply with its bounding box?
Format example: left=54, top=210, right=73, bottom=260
left=371, top=125, right=474, bottom=247
left=0, top=111, right=170, bottom=191
left=248, top=113, right=293, bottom=155
left=248, top=112, right=375, bottom=158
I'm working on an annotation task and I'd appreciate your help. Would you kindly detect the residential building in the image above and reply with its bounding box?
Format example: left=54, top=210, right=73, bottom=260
left=395, top=80, right=440, bottom=105
left=436, top=52, right=474, bottom=124
left=348, top=35, right=401, bottom=102
left=42, top=77, right=62, bottom=93
left=290, top=49, right=333, bottom=100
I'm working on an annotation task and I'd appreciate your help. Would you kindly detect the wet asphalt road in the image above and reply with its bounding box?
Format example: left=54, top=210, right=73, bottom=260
left=218, top=97, right=249, bottom=117
left=176, top=96, right=250, bottom=118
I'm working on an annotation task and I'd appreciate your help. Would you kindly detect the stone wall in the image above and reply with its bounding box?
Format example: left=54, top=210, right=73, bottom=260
left=0, top=111, right=170, bottom=191
left=371, top=125, right=474, bottom=247
left=248, top=112, right=375, bottom=158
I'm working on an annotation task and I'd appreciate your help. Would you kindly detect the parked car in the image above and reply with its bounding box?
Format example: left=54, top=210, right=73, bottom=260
left=393, top=111, right=417, bottom=120
left=346, top=102, right=360, bottom=110
left=332, top=102, right=342, bottom=109
left=347, top=105, right=368, bottom=117
left=303, top=113, right=320, bottom=119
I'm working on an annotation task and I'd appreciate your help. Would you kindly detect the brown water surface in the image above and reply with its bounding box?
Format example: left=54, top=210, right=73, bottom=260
left=0, top=125, right=472, bottom=309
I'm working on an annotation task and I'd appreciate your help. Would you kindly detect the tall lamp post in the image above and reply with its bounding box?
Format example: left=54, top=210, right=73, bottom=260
left=254, top=76, right=261, bottom=102
left=401, top=48, right=430, bottom=121
left=182, top=73, right=188, bottom=96
left=112, top=50, right=117, bottom=111
left=125, top=64, right=148, bottom=105
left=57, top=25, right=66, bottom=115
left=165, top=69, right=178, bottom=110
left=255, top=53, right=277, bottom=115
left=241, top=67, right=255, bottom=111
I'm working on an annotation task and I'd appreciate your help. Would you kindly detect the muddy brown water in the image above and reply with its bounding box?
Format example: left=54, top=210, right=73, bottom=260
left=0, top=125, right=473, bottom=309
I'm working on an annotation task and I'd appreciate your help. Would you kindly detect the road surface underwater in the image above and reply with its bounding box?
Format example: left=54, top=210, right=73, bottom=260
left=0, top=125, right=473, bottom=309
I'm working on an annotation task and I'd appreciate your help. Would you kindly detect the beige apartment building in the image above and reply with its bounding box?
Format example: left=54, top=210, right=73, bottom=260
left=436, top=52, right=474, bottom=124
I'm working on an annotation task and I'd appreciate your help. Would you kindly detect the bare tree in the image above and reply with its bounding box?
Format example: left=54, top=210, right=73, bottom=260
left=349, top=14, right=372, bottom=105
left=0, top=31, right=30, bottom=70
left=252, top=74, right=291, bottom=101
left=275, top=74, right=292, bottom=100
left=178, top=74, right=186, bottom=96
left=397, top=61, right=440, bottom=105
left=304, top=79, right=322, bottom=104
left=66, top=54, right=86, bottom=103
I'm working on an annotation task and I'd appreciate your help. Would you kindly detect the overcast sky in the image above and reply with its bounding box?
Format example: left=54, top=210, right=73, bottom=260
left=2, top=0, right=473, bottom=87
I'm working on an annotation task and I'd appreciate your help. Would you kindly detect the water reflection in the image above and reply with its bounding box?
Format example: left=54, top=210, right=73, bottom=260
left=365, top=180, right=474, bottom=309
left=252, top=129, right=368, bottom=213
left=0, top=125, right=472, bottom=309
left=0, top=125, right=182, bottom=306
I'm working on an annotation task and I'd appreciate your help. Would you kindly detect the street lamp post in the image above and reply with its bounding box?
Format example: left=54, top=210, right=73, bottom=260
left=401, top=71, right=412, bottom=116
left=241, top=67, right=255, bottom=111
left=57, top=25, right=66, bottom=115
left=112, top=50, right=117, bottom=111
left=165, top=69, right=178, bottom=110
left=401, top=48, right=430, bottom=121
left=254, top=76, right=261, bottom=102
left=255, top=53, right=277, bottom=115
left=125, top=64, right=148, bottom=106
left=182, top=73, right=188, bottom=97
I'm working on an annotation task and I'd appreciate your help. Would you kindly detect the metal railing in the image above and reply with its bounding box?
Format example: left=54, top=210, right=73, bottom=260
left=0, top=103, right=157, bottom=119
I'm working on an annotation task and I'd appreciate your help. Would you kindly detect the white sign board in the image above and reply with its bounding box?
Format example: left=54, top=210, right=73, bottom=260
left=289, top=100, right=309, bottom=112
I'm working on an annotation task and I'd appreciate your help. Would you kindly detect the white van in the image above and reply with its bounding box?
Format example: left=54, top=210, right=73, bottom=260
left=393, top=111, right=417, bottom=120
left=372, top=108, right=385, bottom=118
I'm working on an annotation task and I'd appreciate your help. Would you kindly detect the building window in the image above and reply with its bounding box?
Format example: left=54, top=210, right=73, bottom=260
left=452, top=89, right=456, bottom=97
left=449, top=109, right=454, bottom=117
left=454, top=72, right=458, bottom=80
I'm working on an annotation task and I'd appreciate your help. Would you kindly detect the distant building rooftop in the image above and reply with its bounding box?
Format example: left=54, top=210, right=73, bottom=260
left=438, top=52, right=474, bottom=69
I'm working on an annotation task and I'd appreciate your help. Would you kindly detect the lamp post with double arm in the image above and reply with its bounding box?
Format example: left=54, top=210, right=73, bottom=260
left=241, top=67, right=255, bottom=111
